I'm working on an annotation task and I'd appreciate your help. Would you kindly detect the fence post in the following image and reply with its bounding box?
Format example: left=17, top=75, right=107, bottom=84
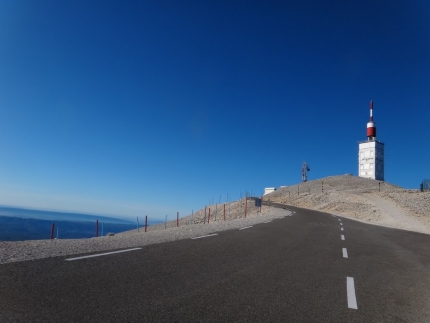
left=245, top=198, right=247, bottom=218
left=96, top=220, right=99, bottom=237
left=379, top=182, right=380, bottom=192
left=322, top=181, right=324, bottom=193
left=298, top=186, right=299, bottom=196
left=145, top=215, right=148, bottom=232
left=224, top=204, right=226, bottom=221
left=177, top=212, right=179, bottom=227
left=50, top=223, right=55, bottom=240
left=208, top=208, right=210, bottom=224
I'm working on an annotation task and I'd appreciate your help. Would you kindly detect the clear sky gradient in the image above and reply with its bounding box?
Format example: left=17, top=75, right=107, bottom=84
left=1, top=1, right=429, bottom=220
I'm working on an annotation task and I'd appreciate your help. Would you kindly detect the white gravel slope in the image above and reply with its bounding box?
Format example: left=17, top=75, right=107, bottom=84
left=0, top=206, right=290, bottom=264
left=265, top=174, right=430, bottom=235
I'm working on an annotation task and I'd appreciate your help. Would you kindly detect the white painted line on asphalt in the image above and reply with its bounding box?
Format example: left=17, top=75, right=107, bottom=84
left=239, top=226, right=253, bottom=230
left=66, top=248, right=142, bottom=261
left=347, top=277, right=358, bottom=309
left=338, top=219, right=341, bottom=221
left=340, top=223, right=343, bottom=226
left=191, top=233, right=218, bottom=240
left=343, top=248, right=348, bottom=258
left=341, top=227, right=344, bottom=231
left=341, top=235, right=345, bottom=240
left=264, top=221, right=272, bottom=223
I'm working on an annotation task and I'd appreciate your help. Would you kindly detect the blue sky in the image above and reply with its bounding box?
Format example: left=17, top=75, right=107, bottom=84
left=0, top=1, right=429, bottom=221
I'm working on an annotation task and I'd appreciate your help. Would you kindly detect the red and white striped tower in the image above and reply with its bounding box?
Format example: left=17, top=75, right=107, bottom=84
left=358, top=100, right=384, bottom=181
left=366, top=100, right=376, bottom=140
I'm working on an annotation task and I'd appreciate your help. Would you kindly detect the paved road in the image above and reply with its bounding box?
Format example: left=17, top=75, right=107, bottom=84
left=1, top=204, right=430, bottom=322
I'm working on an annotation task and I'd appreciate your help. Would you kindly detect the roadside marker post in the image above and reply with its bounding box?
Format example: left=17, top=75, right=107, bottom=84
left=245, top=198, right=247, bottom=218
left=224, top=204, right=226, bottom=221
left=137, top=217, right=139, bottom=233
left=50, top=223, right=55, bottom=240
left=177, top=212, right=179, bottom=227
left=165, top=215, right=167, bottom=230
left=208, top=208, right=211, bottom=224
left=96, top=220, right=99, bottom=237
left=145, top=215, right=148, bottom=232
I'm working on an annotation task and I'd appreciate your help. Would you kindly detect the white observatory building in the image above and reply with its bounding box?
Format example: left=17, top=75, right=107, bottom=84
left=358, top=101, right=385, bottom=181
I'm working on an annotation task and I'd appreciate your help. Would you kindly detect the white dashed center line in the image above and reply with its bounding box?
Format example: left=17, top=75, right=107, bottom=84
left=340, top=223, right=343, bottom=226
left=239, top=226, right=253, bottom=230
left=347, top=277, right=358, bottom=309
left=66, top=248, right=142, bottom=261
left=338, top=219, right=341, bottom=221
left=342, top=248, right=348, bottom=258
left=341, top=235, right=345, bottom=240
left=341, top=227, right=344, bottom=231
left=191, top=233, right=219, bottom=239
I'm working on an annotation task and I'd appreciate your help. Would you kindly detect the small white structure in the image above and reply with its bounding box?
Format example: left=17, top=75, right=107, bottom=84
left=264, top=187, right=276, bottom=195
left=358, top=101, right=384, bottom=181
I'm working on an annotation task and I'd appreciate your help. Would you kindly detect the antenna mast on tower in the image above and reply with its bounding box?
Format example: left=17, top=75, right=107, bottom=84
left=301, top=162, right=310, bottom=182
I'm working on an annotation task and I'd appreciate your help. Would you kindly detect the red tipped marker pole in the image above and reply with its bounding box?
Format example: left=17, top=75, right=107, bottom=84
left=145, top=215, right=148, bottom=232
left=50, top=223, right=55, bottom=240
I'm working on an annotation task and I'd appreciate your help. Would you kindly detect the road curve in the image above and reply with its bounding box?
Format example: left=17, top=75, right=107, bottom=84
left=1, top=204, right=430, bottom=322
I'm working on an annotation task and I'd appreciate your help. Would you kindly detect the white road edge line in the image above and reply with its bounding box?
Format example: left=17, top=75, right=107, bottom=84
left=66, top=248, right=142, bottom=261
left=239, top=226, right=253, bottom=230
left=264, top=221, right=272, bottom=223
left=191, top=233, right=218, bottom=240
left=347, top=277, right=358, bottom=309
left=343, top=248, right=348, bottom=258
left=341, top=235, right=345, bottom=240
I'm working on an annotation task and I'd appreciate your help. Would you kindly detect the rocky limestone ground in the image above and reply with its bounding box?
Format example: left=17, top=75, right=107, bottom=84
left=264, top=174, right=430, bottom=235
left=2, top=174, right=428, bottom=264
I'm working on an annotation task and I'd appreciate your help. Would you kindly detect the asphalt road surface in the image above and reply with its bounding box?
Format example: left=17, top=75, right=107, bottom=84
left=1, top=204, right=430, bottom=322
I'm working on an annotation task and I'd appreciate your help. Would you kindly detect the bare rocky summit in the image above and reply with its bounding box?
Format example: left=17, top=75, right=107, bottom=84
left=264, top=174, right=430, bottom=234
